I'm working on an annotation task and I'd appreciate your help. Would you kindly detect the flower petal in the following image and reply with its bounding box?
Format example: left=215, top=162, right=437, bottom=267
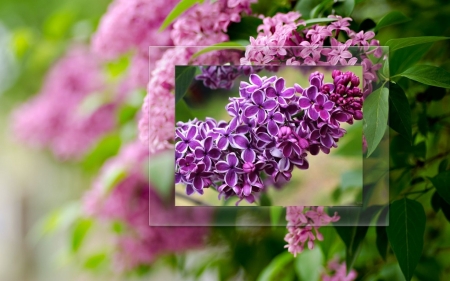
left=251, top=90, right=264, bottom=105
left=217, top=137, right=228, bottom=150
left=263, top=99, right=277, bottom=111
left=299, top=97, right=311, bottom=109
left=275, top=78, right=285, bottom=92
left=319, top=110, right=330, bottom=120
left=323, top=101, right=335, bottom=110
left=244, top=105, right=259, bottom=118
left=175, top=141, right=188, bottom=153
left=266, top=86, right=277, bottom=98
left=232, top=135, right=249, bottom=149
left=306, top=86, right=317, bottom=100
left=186, top=126, right=197, bottom=139
left=215, top=161, right=230, bottom=172
left=208, top=148, right=221, bottom=159
left=227, top=153, right=239, bottom=167
left=281, top=87, right=295, bottom=98
left=225, top=170, right=238, bottom=187
left=308, top=108, right=319, bottom=120
left=250, top=74, right=262, bottom=86
left=242, top=149, right=256, bottom=163
left=267, top=120, right=279, bottom=136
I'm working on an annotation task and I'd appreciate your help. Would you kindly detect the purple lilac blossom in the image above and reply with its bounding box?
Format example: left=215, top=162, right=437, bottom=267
left=175, top=71, right=363, bottom=204
left=322, top=258, right=358, bottom=281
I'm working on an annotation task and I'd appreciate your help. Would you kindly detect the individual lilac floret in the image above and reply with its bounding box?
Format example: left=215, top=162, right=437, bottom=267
left=196, top=65, right=264, bottom=90
left=175, top=72, right=363, bottom=204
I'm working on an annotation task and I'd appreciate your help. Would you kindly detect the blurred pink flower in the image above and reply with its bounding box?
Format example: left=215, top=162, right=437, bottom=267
left=322, top=259, right=357, bottom=281
left=284, top=206, right=339, bottom=257
left=84, top=142, right=212, bottom=271
left=12, top=47, right=116, bottom=160
left=91, top=0, right=177, bottom=59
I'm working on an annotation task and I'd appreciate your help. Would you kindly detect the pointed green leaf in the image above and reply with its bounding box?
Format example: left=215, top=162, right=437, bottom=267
left=430, top=171, right=450, bottom=205
left=175, top=66, right=196, bottom=104
left=398, top=65, right=450, bottom=89
left=363, top=87, right=389, bottom=157
left=257, top=252, right=294, bottom=281
left=159, top=0, right=203, bottom=31
left=386, top=198, right=426, bottom=281
left=389, top=82, right=412, bottom=143
left=71, top=218, right=93, bottom=253
left=389, top=43, right=432, bottom=76
left=376, top=207, right=389, bottom=260
left=386, top=36, right=449, bottom=52
left=333, top=0, right=355, bottom=17
left=375, top=11, right=410, bottom=32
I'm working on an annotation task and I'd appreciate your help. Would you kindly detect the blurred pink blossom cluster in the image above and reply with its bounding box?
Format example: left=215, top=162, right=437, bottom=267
left=139, top=0, right=255, bottom=153
left=322, top=259, right=358, bottom=281
left=284, top=206, right=340, bottom=257
left=91, top=0, right=177, bottom=59
left=242, top=13, right=383, bottom=97
left=84, top=142, right=212, bottom=270
left=12, top=47, right=116, bottom=160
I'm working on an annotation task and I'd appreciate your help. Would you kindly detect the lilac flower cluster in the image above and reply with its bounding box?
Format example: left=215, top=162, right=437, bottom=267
left=241, top=13, right=383, bottom=97
left=175, top=71, right=363, bottom=204
left=284, top=206, right=340, bottom=257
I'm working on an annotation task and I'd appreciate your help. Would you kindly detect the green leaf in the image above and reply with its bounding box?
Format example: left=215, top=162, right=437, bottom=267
left=71, top=218, right=93, bottom=253
left=149, top=150, right=175, bottom=199
left=302, top=17, right=337, bottom=26
left=386, top=198, right=426, bottom=281
left=375, top=207, right=389, bottom=260
left=257, top=252, right=294, bottom=281
left=389, top=82, right=412, bottom=143
left=159, top=0, right=202, bottom=31
left=397, top=65, right=450, bottom=89
left=363, top=87, right=389, bottom=157
left=389, top=43, right=432, bottom=76
left=294, top=247, right=323, bottom=281
left=430, top=171, right=450, bottom=205
left=333, top=0, right=355, bottom=17
left=386, top=36, right=449, bottom=52
left=227, top=16, right=263, bottom=41
left=191, top=41, right=247, bottom=60
left=431, top=191, right=441, bottom=213
left=84, top=252, right=108, bottom=270
left=294, top=0, right=323, bottom=19
left=176, top=98, right=195, bottom=122
left=375, top=11, right=411, bottom=32
left=341, top=170, right=362, bottom=190
left=175, top=66, right=196, bottom=104
left=259, top=193, right=272, bottom=206
left=82, top=134, right=122, bottom=172
left=438, top=159, right=449, bottom=173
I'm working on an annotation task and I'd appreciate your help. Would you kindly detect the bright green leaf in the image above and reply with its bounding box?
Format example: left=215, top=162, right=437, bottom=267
left=363, top=87, right=389, bottom=157
left=159, top=0, right=202, bottom=31
left=430, top=171, right=450, bottom=205
left=375, top=11, right=411, bottom=32
left=175, top=66, right=196, bottom=104
left=294, top=0, right=323, bottom=19
left=398, top=65, right=450, bottom=89
left=386, top=36, right=449, bottom=52
left=176, top=98, right=195, bottom=122
left=298, top=18, right=337, bottom=30
left=82, top=134, right=122, bottom=172
left=84, top=252, right=108, bottom=270
left=386, top=198, right=426, bottom=281
left=190, top=41, right=247, bottom=60
left=389, top=82, right=412, bottom=143
left=71, top=218, right=93, bottom=253
left=295, top=247, right=323, bottom=281
left=149, top=150, right=175, bottom=199
left=270, top=207, right=284, bottom=228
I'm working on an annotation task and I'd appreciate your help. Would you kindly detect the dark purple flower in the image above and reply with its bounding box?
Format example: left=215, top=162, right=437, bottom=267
left=215, top=153, right=243, bottom=187
left=194, top=136, right=221, bottom=170
left=313, top=94, right=334, bottom=121
left=266, top=78, right=295, bottom=107
left=243, top=90, right=277, bottom=123
left=186, top=162, right=213, bottom=193
left=177, top=154, right=197, bottom=174
left=175, top=126, right=201, bottom=154
left=267, top=111, right=285, bottom=136
left=214, top=122, right=237, bottom=150
left=231, top=134, right=256, bottom=163
left=299, top=86, right=320, bottom=120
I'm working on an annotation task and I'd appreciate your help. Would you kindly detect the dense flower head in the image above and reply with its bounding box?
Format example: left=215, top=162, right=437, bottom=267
left=322, top=258, right=358, bottom=281
left=241, top=13, right=383, bottom=97
left=12, top=47, right=116, bottom=160
left=139, top=0, right=255, bottom=153
left=91, top=0, right=177, bottom=59
left=83, top=142, right=212, bottom=271
left=175, top=72, right=362, bottom=204
left=284, top=206, right=340, bottom=257
left=171, top=0, right=256, bottom=46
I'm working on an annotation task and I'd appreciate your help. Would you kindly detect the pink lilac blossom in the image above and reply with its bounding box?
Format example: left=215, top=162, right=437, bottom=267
left=322, top=259, right=358, bottom=281
left=12, top=47, right=116, bottom=160
left=241, top=13, right=383, bottom=97
left=139, top=0, right=255, bottom=153
left=284, top=206, right=340, bottom=257
left=91, top=0, right=178, bottom=59
left=84, top=142, right=212, bottom=271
